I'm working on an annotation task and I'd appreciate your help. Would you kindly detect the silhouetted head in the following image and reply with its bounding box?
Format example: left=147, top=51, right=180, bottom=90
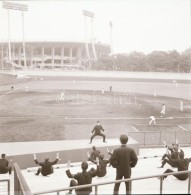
left=81, top=161, right=88, bottom=171
left=45, top=157, right=49, bottom=162
left=179, top=152, right=184, bottom=159
left=92, top=146, right=96, bottom=150
left=97, top=121, right=100, bottom=125
left=1, top=154, right=5, bottom=159
left=120, top=134, right=128, bottom=144
left=99, top=154, right=104, bottom=159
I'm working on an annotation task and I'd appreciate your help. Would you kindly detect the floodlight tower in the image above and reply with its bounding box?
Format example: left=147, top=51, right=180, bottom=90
left=2, top=1, right=28, bottom=71
left=82, top=10, right=97, bottom=65
left=109, top=21, right=113, bottom=54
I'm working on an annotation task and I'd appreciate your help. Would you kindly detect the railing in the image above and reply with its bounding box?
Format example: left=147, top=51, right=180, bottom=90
left=33, top=170, right=191, bottom=195
left=0, top=179, right=10, bottom=195
left=13, top=162, right=191, bottom=194
left=14, top=163, right=33, bottom=195
left=129, top=130, right=191, bottom=147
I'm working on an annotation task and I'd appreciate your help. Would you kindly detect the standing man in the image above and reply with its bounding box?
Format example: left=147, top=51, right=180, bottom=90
left=110, top=134, right=138, bottom=195
left=33, top=152, right=59, bottom=176
left=180, top=99, right=183, bottom=112
left=160, top=104, right=166, bottom=117
left=89, top=121, right=107, bottom=144
left=0, top=154, right=12, bottom=175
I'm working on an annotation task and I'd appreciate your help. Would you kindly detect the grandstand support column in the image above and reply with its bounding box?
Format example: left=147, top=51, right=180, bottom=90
left=30, top=47, right=33, bottom=67
left=18, top=46, right=21, bottom=66
left=61, top=46, right=64, bottom=68
left=69, top=47, right=73, bottom=64
left=51, top=46, right=55, bottom=69
left=77, top=46, right=82, bottom=66
left=41, top=45, right=45, bottom=69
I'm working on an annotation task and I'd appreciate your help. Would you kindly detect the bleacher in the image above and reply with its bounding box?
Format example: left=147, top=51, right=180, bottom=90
left=9, top=147, right=191, bottom=195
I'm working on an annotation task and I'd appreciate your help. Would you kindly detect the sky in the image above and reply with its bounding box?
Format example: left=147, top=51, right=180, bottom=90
left=0, top=0, right=190, bottom=54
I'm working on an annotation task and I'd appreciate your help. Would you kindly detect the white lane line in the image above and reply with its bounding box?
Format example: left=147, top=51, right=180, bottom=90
left=177, top=125, right=188, bottom=131
left=132, top=126, right=139, bottom=132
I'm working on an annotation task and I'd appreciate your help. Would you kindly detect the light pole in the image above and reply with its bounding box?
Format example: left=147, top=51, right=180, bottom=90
left=2, top=1, right=28, bottom=72
left=82, top=10, right=97, bottom=68
left=109, top=21, right=113, bottom=54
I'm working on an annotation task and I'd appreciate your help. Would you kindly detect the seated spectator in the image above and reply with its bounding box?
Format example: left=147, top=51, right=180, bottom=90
left=93, top=154, right=110, bottom=177
left=33, top=153, right=59, bottom=176
left=0, top=154, right=12, bottom=175
left=160, top=155, right=191, bottom=180
left=88, top=146, right=100, bottom=164
left=159, top=143, right=184, bottom=168
left=65, top=161, right=97, bottom=195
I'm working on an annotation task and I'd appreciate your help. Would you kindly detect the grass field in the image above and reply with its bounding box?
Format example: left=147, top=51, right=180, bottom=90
left=0, top=73, right=191, bottom=143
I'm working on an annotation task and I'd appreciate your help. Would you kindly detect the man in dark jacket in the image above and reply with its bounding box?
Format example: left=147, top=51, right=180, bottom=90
left=95, top=154, right=110, bottom=177
left=161, top=155, right=191, bottom=180
left=33, top=153, right=59, bottom=176
left=159, top=144, right=184, bottom=168
left=110, top=134, right=138, bottom=195
left=88, top=146, right=101, bottom=164
left=0, top=154, right=12, bottom=174
left=89, top=121, right=107, bottom=144
left=65, top=161, right=97, bottom=195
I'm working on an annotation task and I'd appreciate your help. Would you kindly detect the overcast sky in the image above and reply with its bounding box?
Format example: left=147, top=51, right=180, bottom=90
left=0, top=0, right=190, bottom=54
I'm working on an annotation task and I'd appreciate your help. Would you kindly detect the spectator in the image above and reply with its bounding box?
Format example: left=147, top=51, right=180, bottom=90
left=95, top=154, right=110, bottom=177
left=110, top=134, right=138, bottom=195
left=65, top=161, right=97, bottom=195
left=160, top=155, right=191, bottom=181
left=160, top=104, right=166, bottom=117
left=89, top=121, right=107, bottom=144
left=88, top=146, right=101, bottom=164
left=33, top=153, right=59, bottom=176
left=158, top=144, right=184, bottom=168
left=0, top=154, right=12, bottom=175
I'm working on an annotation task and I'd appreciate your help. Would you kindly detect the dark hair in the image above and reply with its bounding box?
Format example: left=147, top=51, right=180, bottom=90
left=92, top=146, right=96, bottom=150
left=120, top=134, right=128, bottom=144
left=81, top=161, right=88, bottom=171
left=1, top=154, right=5, bottom=158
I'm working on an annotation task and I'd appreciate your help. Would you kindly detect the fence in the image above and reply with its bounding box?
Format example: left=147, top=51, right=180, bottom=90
left=14, top=163, right=191, bottom=195
left=0, top=179, right=10, bottom=195
left=129, top=130, right=191, bottom=147
left=14, top=163, right=33, bottom=195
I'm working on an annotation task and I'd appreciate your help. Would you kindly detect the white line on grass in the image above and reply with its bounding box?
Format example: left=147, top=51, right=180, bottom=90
left=177, top=125, right=188, bottom=131
left=132, top=126, right=139, bottom=132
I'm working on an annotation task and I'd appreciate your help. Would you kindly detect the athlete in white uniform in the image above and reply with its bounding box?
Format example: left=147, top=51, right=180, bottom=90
left=149, top=116, right=156, bottom=125
left=180, top=100, right=183, bottom=112
left=160, top=104, right=166, bottom=117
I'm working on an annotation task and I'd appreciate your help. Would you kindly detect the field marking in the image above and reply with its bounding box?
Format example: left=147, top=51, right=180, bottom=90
left=0, top=79, right=36, bottom=99
left=177, top=125, right=188, bottom=131
left=0, top=116, right=190, bottom=119
left=132, top=126, right=139, bottom=132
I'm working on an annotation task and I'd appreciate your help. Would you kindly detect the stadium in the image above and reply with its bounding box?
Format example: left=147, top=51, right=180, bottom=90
left=0, top=41, right=110, bottom=70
